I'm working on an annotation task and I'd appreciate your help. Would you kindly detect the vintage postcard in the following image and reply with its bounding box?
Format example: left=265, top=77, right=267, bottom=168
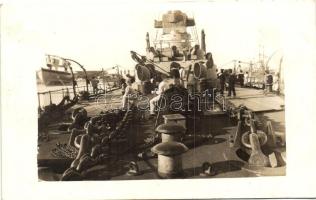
left=1, top=0, right=316, bottom=199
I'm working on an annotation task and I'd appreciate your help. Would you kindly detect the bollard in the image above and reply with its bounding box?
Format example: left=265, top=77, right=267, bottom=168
left=156, top=123, right=186, bottom=142
left=248, top=133, right=270, bottom=167
left=151, top=142, right=188, bottom=178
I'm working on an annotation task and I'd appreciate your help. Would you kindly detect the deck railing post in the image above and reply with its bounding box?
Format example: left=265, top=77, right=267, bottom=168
left=66, top=88, right=70, bottom=97
left=37, top=93, right=41, bottom=110
left=49, top=91, right=52, bottom=105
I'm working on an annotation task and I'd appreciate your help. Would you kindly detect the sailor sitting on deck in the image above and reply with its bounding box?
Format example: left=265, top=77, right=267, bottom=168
left=170, top=62, right=182, bottom=86
left=171, top=46, right=183, bottom=61
left=68, top=115, right=109, bottom=148
left=122, top=77, right=137, bottom=110
left=149, top=77, right=170, bottom=118
left=38, top=95, right=79, bottom=140
left=69, top=121, right=109, bottom=169
left=68, top=107, right=90, bottom=131
left=190, top=44, right=205, bottom=60
left=147, top=47, right=157, bottom=62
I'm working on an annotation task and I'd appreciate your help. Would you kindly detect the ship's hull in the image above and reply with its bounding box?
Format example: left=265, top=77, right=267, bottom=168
left=37, top=68, right=73, bottom=86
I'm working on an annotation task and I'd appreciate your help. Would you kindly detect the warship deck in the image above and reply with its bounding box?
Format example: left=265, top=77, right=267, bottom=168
left=38, top=87, right=285, bottom=180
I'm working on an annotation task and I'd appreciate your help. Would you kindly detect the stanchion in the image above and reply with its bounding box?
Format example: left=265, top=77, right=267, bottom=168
left=49, top=91, right=52, bottom=105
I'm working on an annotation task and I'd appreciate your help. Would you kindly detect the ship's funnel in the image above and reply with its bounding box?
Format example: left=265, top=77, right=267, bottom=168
left=193, top=62, right=207, bottom=79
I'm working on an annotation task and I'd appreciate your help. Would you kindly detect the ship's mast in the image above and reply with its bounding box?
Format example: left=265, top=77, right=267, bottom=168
left=259, top=45, right=266, bottom=72
left=201, top=29, right=206, bottom=52
left=146, top=32, right=150, bottom=51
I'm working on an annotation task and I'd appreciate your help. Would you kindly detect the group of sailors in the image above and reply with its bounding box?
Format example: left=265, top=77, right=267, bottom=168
left=120, top=71, right=280, bottom=113
left=217, top=69, right=280, bottom=95
left=120, top=44, right=282, bottom=115
left=147, top=44, right=205, bottom=62
left=217, top=69, right=238, bottom=97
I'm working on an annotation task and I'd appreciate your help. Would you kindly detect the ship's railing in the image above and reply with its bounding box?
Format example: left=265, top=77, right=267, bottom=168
left=37, top=83, right=118, bottom=109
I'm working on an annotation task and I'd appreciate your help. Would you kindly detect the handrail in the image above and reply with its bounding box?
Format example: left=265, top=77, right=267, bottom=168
left=37, top=83, right=117, bottom=95
left=37, top=85, right=86, bottom=95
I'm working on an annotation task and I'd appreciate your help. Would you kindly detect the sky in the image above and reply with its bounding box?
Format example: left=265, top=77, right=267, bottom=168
left=3, top=0, right=315, bottom=72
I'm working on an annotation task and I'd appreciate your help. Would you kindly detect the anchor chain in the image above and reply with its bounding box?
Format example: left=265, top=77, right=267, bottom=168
left=60, top=106, right=137, bottom=181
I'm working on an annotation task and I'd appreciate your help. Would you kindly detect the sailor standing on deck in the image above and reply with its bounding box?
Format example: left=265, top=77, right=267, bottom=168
left=273, top=72, right=280, bottom=94
left=205, top=52, right=217, bottom=98
left=238, top=70, right=244, bottom=87
left=265, top=70, right=273, bottom=93
left=218, top=69, right=226, bottom=95
left=244, top=71, right=249, bottom=86
left=170, top=62, right=182, bottom=86
left=91, top=77, right=99, bottom=95
left=227, top=69, right=236, bottom=97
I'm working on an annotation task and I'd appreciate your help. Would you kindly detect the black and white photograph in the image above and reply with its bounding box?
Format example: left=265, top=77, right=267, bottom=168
left=2, top=0, right=316, bottom=199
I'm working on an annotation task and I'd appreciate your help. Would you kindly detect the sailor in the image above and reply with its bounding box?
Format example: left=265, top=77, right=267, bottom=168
left=68, top=107, right=89, bottom=131
left=120, top=78, right=127, bottom=95
left=170, top=62, right=181, bottom=86
left=38, top=95, right=79, bottom=134
left=218, top=69, right=226, bottom=95
left=179, top=67, right=185, bottom=87
left=147, top=47, right=156, bottom=61
left=149, top=77, right=170, bottom=118
left=204, top=52, right=217, bottom=98
left=206, top=53, right=217, bottom=82
left=244, top=71, right=249, bottom=86
left=191, top=44, right=205, bottom=60
left=227, top=69, right=236, bottom=97
left=265, top=70, right=273, bottom=93
left=273, top=72, right=280, bottom=93
left=70, top=122, right=102, bottom=168
left=91, top=77, right=99, bottom=95
left=122, top=77, right=136, bottom=110
left=238, top=70, right=244, bottom=87
left=171, top=46, right=182, bottom=61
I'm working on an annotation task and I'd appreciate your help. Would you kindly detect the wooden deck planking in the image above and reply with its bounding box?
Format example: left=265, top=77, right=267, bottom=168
left=38, top=87, right=286, bottom=179
left=226, top=88, right=284, bottom=112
